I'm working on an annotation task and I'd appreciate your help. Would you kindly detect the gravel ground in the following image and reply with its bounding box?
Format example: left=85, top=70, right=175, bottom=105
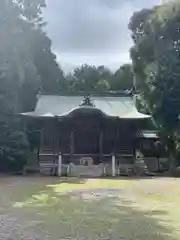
left=0, top=177, right=179, bottom=240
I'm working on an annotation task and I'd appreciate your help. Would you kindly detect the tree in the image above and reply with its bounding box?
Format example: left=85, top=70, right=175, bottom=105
left=30, top=30, right=67, bottom=94
left=111, top=64, right=134, bottom=91
left=69, top=64, right=111, bottom=93
left=67, top=63, right=134, bottom=94
left=129, top=1, right=180, bottom=161
left=0, top=0, right=65, bottom=171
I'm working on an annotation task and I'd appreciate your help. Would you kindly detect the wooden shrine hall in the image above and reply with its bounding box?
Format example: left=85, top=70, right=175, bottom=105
left=21, top=92, right=168, bottom=177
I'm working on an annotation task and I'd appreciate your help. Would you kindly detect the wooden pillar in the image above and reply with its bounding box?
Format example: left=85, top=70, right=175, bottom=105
left=40, top=128, right=43, bottom=152
left=55, top=119, right=62, bottom=155
left=115, top=120, right=119, bottom=155
left=112, top=120, right=118, bottom=177
left=53, top=131, right=56, bottom=162
left=55, top=119, right=61, bottom=172
left=70, top=130, right=74, bottom=161
left=99, top=131, right=103, bottom=163
left=37, top=129, right=41, bottom=163
left=52, top=119, right=58, bottom=165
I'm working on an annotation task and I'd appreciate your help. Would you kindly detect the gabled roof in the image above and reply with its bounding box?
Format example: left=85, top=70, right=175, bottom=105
left=21, top=94, right=151, bottom=119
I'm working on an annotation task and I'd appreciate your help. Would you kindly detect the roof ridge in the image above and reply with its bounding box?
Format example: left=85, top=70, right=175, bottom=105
left=37, top=90, right=132, bottom=98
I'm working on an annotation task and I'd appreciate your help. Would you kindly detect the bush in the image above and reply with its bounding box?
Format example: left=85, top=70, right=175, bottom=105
left=0, top=119, right=29, bottom=173
left=171, top=166, right=180, bottom=177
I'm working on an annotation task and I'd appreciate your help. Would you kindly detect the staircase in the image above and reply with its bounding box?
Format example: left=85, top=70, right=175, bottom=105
left=134, top=158, right=149, bottom=176
left=39, top=151, right=58, bottom=175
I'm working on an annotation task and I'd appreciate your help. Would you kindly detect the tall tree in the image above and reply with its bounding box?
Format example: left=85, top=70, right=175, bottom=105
left=129, top=1, right=180, bottom=159
left=30, top=30, right=67, bottom=95
left=0, top=0, right=65, bottom=171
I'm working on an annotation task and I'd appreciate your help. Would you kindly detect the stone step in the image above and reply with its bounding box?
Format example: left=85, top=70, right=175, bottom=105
left=134, top=158, right=149, bottom=176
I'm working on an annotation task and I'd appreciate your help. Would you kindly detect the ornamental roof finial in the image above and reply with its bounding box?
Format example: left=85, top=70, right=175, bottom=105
left=80, top=94, right=94, bottom=107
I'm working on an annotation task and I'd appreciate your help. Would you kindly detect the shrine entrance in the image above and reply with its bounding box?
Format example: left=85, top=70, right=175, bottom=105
left=74, top=129, right=99, bottom=154
left=65, top=110, right=104, bottom=165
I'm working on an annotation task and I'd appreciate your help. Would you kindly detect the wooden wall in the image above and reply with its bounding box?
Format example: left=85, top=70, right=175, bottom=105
left=39, top=114, right=147, bottom=160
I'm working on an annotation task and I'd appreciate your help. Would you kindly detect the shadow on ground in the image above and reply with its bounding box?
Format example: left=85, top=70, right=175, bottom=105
left=13, top=185, right=177, bottom=240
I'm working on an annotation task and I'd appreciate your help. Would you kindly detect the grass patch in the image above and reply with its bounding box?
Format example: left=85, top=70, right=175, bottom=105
left=46, top=178, right=131, bottom=192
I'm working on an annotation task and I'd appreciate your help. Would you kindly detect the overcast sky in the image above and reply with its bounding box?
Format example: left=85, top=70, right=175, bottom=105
left=44, top=0, right=162, bottom=72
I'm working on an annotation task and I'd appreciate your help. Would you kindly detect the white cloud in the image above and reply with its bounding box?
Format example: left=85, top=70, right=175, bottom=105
left=44, top=0, right=162, bottom=72
left=56, top=52, right=131, bottom=73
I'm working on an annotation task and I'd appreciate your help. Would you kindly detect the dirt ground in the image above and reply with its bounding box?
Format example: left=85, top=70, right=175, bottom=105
left=0, top=176, right=180, bottom=240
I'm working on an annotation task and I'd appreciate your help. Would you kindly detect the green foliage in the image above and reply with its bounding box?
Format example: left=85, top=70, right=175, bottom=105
left=129, top=1, right=180, bottom=158
left=67, top=64, right=133, bottom=94
left=111, top=64, right=134, bottom=91
left=67, top=64, right=111, bottom=93
left=30, top=30, right=67, bottom=94
left=0, top=0, right=56, bottom=172
left=0, top=114, right=28, bottom=172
